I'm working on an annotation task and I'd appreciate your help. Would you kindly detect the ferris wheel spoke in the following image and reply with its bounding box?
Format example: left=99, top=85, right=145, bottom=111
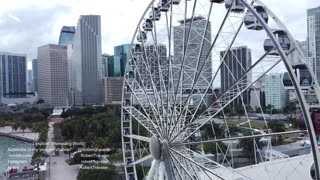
left=169, top=148, right=226, bottom=180
left=128, top=55, right=166, bottom=137
left=170, top=0, right=198, bottom=118
left=147, top=160, right=159, bottom=180
left=169, top=50, right=272, bottom=142
left=124, top=134, right=151, bottom=143
left=168, top=150, right=199, bottom=180
left=172, top=53, right=282, bottom=142
left=130, top=154, right=153, bottom=166
left=123, top=106, right=162, bottom=138
left=138, top=28, right=165, bottom=117
left=168, top=4, right=243, bottom=140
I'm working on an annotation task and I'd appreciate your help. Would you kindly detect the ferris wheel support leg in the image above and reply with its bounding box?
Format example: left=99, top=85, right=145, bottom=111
left=159, top=161, right=165, bottom=180
left=239, top=0, right=320, bottom=179
left=147, top=160, right=158, bottom=180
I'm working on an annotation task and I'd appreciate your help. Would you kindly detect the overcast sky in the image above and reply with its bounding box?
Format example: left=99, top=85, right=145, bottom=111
left=0, top=0, right=319, bottom=69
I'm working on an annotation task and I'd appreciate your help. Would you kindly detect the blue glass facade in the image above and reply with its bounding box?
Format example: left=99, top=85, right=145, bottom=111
left=108, top=55, right=114, bottom=77
left=114, top=44, right=131, bottom=76
left=58, top=26, right=76, bottom=45
left=0, top=53, right=27, bottom=98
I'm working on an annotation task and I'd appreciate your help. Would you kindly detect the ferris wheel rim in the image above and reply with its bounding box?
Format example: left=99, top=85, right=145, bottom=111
left=121, top=0, right=320, bottom=180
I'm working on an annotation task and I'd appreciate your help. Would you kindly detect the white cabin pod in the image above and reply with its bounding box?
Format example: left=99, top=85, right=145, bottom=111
left=131, top=44, right=142, bottom=55
left=263, top=30, right=290, bottom=55
left=158, top=0, right=170, bottom=12
left=137, top=31, right=147, bottom=43
left=149, top=7, right=161, bottom=21
left=282, top=64, right=312, bottom=90
left=209, top=0, right=224, bottom=3
left=225, top=0, right=245, bottom=13
left=168, top=0, right=181, bottom=5
left=244, top=6, right=268, bottom=30
left=143, top=19, right=153, bottom=31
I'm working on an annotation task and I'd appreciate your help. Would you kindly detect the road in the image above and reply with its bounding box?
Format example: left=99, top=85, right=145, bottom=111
left=47, top=122, right=80, bottom=180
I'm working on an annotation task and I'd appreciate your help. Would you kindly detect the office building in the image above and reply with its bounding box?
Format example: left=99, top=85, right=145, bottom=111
left=102, top=54, right=115, bottom=77
left=58, top=26, right=76, bottom=46
left=114, top=44, right=131, bottom=77
left=220, top=46, right=252, bottom=106
left=32, top=59, right=38, bottom=92
left=71, top=15, right=103, bottom=106
left=104, top=77, right=123, bottom=105
left=307, top=6, right=320, bottom=84
left=38, top=44, right=68, bottom=107
left=265, top=73, right=286, bottom=110
left=0, top=52, right=27, bottom=98
left=173, top=16, right=212, bottom=105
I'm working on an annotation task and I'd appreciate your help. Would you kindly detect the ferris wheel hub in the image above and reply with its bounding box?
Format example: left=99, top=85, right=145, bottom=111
left=150, top=135, right=161, bottom=160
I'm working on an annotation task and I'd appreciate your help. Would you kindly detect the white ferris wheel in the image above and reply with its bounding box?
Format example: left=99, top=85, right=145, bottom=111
left=121, top=0, right=320, bottom=179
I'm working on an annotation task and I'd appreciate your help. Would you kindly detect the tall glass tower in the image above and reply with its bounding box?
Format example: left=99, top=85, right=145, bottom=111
left=114, top=44, right=131, bottom=77
left=58, top=26, right=76, bottom=46
left=71, top=15, right=103, bottom=106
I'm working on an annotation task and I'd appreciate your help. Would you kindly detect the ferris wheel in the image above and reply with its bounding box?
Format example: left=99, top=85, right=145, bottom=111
left=121, top=0, right=320, bottom=179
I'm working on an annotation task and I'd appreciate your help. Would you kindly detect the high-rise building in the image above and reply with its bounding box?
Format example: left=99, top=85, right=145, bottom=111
left=38, top=44, right=68, bottom=107
left=307, top=6, right=320, bottom=84
left=114, top=44, right=131, bottom=77
left=104, top=77, right=123, bottom=105
left=27, top=69, right=33, bottom=92
left=102, top=54, right=115, bottom=77
left=137, top=44, right=167, bottom=89
left=32, top=59, right=38, bottom=92
left=71, top=15, right=103, bottom=106
left=220, top=46, right=252, bottom=106
left=288, top=40, right=308, bottom=65
left=173, top=16, right=212, bottom=105
left=0, top=52, right=27, bottom=98
left=265, top=73, right=286, bottom=110
left=58, top=26, right=76, bottom=46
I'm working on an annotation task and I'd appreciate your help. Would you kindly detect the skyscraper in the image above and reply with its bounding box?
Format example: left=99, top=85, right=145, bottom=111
left=220, top=46, right=252, bottom=106
left=38, top=44, right=68, bottom=107
left=58, top=26, right=76, bottom=46
left=32, top=59, right=38, bottom=92
left=114, top=44, right=131, bottom=77
left=0, top=52, right=27, bottom=98
left=71, top=15, right=103, bottom=106
left=307, top=6, right=320, bottom=84
left=102, top=54, right=115, bottom=77
left=265, top=73, right=286, bottom=110
left=173, top=16, right=212, bottom=105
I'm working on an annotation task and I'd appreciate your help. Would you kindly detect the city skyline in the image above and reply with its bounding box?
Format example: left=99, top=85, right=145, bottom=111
left=0, top=1, right=318, bottom=70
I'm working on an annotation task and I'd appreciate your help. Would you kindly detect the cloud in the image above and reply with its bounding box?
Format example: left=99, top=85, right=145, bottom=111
left=0, top=0, right=318, bottom=71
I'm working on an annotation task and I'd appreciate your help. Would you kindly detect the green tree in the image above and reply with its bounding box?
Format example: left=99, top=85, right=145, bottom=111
left=239, top=136, right=263, bottom=163
left=267, top=120, right=285, bottom=133
left=12, top=123, right=19, bottom=132
left=203, top=142, right=227, bottom=155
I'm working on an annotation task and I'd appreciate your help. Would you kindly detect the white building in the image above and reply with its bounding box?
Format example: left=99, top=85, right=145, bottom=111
left=307, top=6, right=320, bottom=84
left=265, top=74, right=286, bottom=110
left=173, top=16, right=213, bottom=105
left=38, top=44, right=68, bottom=107
left=70, top=15, right=103, bottom=106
